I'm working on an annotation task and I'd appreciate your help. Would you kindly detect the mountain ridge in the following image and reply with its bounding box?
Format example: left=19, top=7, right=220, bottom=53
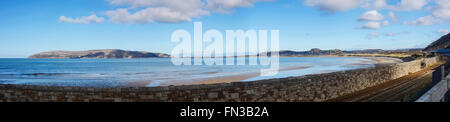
left=28, top=48, right=425, bottom=59
left=28, top=49, right=170, bottom=59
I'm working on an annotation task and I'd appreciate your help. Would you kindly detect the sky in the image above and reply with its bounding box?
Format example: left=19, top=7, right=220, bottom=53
left=0, top=0, right=449, bottom=58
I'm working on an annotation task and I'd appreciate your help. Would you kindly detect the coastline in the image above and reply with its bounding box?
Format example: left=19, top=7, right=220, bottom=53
left=188, top=66, right=313, bottom=85
left=0, top=56, right=404, bottom=87
left=0, top=57, right=437, bottom=102
left=157, top=56, right=403, bottom=86
left=0, top=57, right=438, bottom=102
left=361, top=57, right=404, bottom=66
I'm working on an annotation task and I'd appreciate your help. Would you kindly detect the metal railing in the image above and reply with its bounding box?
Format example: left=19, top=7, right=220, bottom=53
left=416, top=73, right=450, bottom=102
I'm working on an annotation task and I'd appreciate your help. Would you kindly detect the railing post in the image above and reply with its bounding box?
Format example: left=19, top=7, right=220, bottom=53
left=441, top=65, right=445, bottom=81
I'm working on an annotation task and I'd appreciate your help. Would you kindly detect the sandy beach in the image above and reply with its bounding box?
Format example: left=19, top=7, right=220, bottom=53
left=156, top=56, right=404, bottom=86
left=1, top=56, right=403, bottom=87
left=158, top=65, right=313, bottom=86
left=361, top=57, right=404, bottom=66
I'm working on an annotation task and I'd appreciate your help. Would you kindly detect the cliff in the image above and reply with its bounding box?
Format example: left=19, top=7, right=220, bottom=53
left=28, top=49, right=170, bottom=59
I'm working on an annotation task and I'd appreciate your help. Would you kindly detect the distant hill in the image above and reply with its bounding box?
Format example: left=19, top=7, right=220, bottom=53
left=424, top=33, right=450, bottom=51
left=266, top=48, right=422, bottom=57
left=28, top=49, right=170, bottom=59
left=271, top=48, right=344, bottom=56
left=29, top=47, right=425, bottom=59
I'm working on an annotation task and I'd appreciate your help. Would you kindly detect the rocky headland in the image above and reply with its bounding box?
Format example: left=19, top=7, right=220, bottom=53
left=28, top=49, right=170, bottom=59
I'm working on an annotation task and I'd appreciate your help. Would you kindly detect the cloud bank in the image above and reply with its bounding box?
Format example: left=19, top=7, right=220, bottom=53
left=104, top=0, right=270, bottom=24
left=59, top=0, right=271, bottom=24
left=304, top=0, right=364, bottom=12
left=304, top=0, right=450, bottom=27
left=59, top=0, right=449, bottom=27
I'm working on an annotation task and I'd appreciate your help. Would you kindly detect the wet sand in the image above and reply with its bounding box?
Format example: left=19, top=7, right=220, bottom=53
left=138, top=57, right=403, bottom=86
left=188, top=57, right=403, bottom=85
left=361, top=57, right=403, bottom=66
left=190, top=66, right=313, bottom=85
left=156, top=66, right=312, bottom=86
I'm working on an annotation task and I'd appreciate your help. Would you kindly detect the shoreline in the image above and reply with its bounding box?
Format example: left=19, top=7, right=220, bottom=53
left=188, top=66, right=313, bottom=86
left=1, top=56, right=404, bottom=88
left=156, top=56, right=403, bottom=86
left=0, top=57, right=438, bottom=102
left=360, top=56, right=404, bottom=66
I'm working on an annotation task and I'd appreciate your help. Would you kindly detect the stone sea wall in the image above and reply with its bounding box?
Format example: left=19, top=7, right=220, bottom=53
left=0, top=57, right=440, bottom=102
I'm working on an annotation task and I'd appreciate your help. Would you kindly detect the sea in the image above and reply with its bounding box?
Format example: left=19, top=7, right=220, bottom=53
left=0, top=57, right=375, bottom=87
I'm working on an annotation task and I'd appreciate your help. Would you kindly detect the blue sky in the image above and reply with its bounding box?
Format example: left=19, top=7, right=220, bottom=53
left=0, top=0, right=449, bottom=58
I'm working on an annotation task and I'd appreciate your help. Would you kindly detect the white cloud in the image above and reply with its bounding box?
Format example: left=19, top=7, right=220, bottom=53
left=360, top=22, right=381, bottom=29
left=105, top=8, right=133, bottom=24
left=409, top=15, right=442, bottom=26
left=382, top=20, right=389, bottom=26
left=362, top=0, right=387, bottom=10
left=438, top=29, right=449, bottom=35
left=388, top=11, right=397, bottom=23
left=106, top=7, right=205, bottom=24
left=106, top=0, right=206, bottom=10
left=410, top=16, right=434, bottom=26
left=360, top=0, right=428, bottom=11
left=304, top=0, right=365, bottom=12
left=59, top=14, right=104, bottom=24
left=391, top=0, right=428, bottom=11
left=102, top=0, right=270, bottom=24
left=206, top=0, right=272, bottom=13
left=306, top=0, right=429, bottom=12
left=407, top=0, right=449, bottom=26
left=432, top=0, right=450, bottom=19
left=372, top=0, right=387, bottom=9
left=359, top=20, right=390, bottom=30
left=432, top=7, right=450, bottom=19
left=353, top=0, right=446, bottom=26
left=105, top=0, right=209, bottom=24
left=304, top=0, right=440, bottom=28
left=359, top=10, right=384, bottom=21
left=60, top=0, right=447, bottom=26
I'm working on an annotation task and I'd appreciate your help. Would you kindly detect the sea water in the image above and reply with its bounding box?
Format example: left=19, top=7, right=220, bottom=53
left=0, top=57, right=375, bottom=87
